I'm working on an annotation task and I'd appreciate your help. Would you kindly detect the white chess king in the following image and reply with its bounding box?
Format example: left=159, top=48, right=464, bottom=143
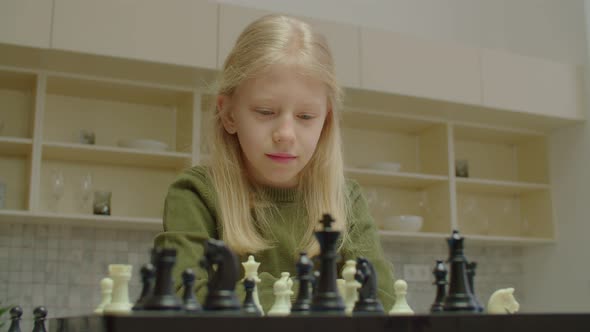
left=242, top=255, right=264, bottom=314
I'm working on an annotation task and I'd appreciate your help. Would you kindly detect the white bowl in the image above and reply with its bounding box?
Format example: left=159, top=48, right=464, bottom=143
left=117, top=139, right=168, bottom=152
left=366, top=161, right=401, bottom=172
left=382, top=215, right=423, bottom=232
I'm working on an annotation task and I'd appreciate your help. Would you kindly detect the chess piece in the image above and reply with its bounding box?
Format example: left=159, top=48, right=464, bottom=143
left=7, top=305, right=22, bottom=332
left=292, top=252, right=314, bottom=314
left=103, top=264, right=133, bottom=314
left=242, top=255, right=263, bottom=314
left=311, top=270, right=321, bottom=297
left=430, top=260, right=447, bottom=313
left=341, top=260, right=361, bottom=315
left=352, top=257, right=384, bottom=315
left=95, top=277, right=114, bottom=314
left=389, top=279, right=414, bottom=315
left=268, top=272, right=292, bottom=316
left=132, top=263, right=155, bottom=311
left=286, top=273, right=294, bottom=309
left=442, top=230, right=479, bottom=312
left=32, top=306, right=47, bottom=332
left=487, top=288, right=520, bottom=314
left=143, top=248, right=183, bottom=311
left=201, top=239, right=241, bottom=312
left=182, top=268, right=202, bottom=312
left=310, top=214, right=345, bottom=314
left=242, top=277, right=263, bottom=316
left=466, top=261, right=484, bottom=312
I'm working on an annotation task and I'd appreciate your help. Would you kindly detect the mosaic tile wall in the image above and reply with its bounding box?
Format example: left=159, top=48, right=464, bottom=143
left=0, top=222, right=523, bottom=330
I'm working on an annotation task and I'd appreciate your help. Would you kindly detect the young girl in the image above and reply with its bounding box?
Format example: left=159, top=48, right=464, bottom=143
left=154, top=14, right=395, bottom=313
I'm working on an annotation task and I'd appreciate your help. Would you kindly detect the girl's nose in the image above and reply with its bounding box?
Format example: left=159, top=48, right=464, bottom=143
left=273, top=119, right=295, bottom=144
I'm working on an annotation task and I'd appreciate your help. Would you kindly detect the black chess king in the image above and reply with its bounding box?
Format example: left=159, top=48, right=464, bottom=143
left=442, top=230, right=480, bottom=312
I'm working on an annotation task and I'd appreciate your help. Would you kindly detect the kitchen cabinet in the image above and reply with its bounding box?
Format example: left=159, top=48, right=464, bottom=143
left=51, top=0, right=217, bottom=69
left=481, top=49, right=584, bottom=120
left=0, top=0, right=53, bottom=48
left=360, top=27, right=481, bottom=106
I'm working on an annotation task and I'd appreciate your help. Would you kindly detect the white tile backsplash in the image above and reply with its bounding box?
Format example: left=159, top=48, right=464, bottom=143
left=0, top=222, right=524, bottom=330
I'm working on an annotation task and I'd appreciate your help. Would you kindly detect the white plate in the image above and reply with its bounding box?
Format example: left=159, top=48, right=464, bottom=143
left=117, top=139, right=169, bottom=152
left=382, top=215, right=423, bottom=232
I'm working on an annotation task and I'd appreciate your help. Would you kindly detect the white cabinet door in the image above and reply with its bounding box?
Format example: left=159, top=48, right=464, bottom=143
left=0, top=0, right=52, bottom=48
left=52, top=0, right=217, bottom=69
left=481, top=49, right=584, bottom=120
left=218, top=4, right=361, bottom=88
left=360, top=27, right=481, bottom=105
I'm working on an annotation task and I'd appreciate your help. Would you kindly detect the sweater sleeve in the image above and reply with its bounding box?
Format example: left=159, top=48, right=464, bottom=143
left=152, top=167, right=230, bottom=305
left=341, top=179, right=396, bottom=311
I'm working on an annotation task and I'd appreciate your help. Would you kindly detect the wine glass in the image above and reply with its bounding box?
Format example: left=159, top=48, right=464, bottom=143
left=80, top=172, right=93, bottom=212
left=51, top=170, right=65, bottom=212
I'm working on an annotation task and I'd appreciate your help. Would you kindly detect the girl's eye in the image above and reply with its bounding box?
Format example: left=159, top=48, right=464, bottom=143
left=255, top=109, right=274, bottom=116
left=298, top=114, right=315, bottom=120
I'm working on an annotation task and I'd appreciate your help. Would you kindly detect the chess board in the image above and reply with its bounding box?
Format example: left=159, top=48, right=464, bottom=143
left=48, top=312, right=590, bottom=332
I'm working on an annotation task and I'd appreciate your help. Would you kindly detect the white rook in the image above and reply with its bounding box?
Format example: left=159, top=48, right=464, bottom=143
left=104, top=264, right=133, bottom=314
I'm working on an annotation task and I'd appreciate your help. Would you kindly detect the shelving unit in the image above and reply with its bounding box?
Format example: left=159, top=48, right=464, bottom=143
left=0, top=57, right=557, bottom=245
left=452, top=124, right=553, bottom=241
left=0, top=68, right=37, bottom=211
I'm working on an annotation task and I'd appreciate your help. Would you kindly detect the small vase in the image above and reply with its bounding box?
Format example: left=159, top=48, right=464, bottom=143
left=93, top=190, right=112, bottom=215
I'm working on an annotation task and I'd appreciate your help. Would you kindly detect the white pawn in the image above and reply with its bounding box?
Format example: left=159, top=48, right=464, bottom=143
left=267, top=272, right=291, bottom=316
left=341, top=260, right=361, bottom=315
left=94, top=277, right=113, bottom=314
left=389, top=279, right=414, bottom=315
left=242, top=255, right=264, bottom=314
left=103, top=264, right=133, bottom=314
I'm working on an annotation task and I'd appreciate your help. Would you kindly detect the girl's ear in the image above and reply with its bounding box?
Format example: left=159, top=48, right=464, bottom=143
left=217, top=94, right=237, bottom=134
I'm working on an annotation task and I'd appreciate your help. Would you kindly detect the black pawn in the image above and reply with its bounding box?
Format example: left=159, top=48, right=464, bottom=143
left=182, top=268, right=202, bottom=312
left=242, top=278, right=262, bottom=316
left=7, top=305, right=22, bottom=332
left=466, top=261, right=484, bottom=312
left=32, top=306, right=47, bottom=332
left=430, top=260, right=447, bottom=313
left=133, top=263, right=156, bottom=311
left=442, top=230, right=479, bottom=313
left=292, top=252, right=314, bottom=314
left=310, top=214, right=345, bottom=314
left=143, top=248, right=183, bottom=311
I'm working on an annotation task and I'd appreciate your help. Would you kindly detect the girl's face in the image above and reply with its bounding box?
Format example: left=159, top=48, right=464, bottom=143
left=218, top=64, right=329, bottom=188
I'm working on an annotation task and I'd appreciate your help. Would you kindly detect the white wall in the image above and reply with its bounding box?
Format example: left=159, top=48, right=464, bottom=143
left=521, top=0, right=590, bottom=312
left=214, top=0, right=587, bottom=65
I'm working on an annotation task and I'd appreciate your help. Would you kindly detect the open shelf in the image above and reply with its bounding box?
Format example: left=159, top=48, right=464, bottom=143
left=463, top=233, right=555, bottom=246
left=0, top=137, right=33, bottom=157
left=43, top=141, right=191, bottom=169
left=453, top=124, right=549, bottom=184
left=456, top=177, right=550, bottom=195
left=0, top=68, right=36, bottom=139
left=346, top=167, right=448, bottom=189
left=44, top=73, right=195, bottom=154
left=378, top=230, right=448, bottom=241
left=38, top=159, right=176, bottom=219
left=342, top=111, right=448, bottom=176
left=0, top=209, right=162, bottom=230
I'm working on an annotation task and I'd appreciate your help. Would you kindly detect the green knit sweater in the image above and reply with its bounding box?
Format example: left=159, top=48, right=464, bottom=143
left=153, top=165, right=396, bottom=313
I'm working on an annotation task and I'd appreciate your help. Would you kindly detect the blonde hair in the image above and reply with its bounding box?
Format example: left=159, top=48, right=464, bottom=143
left=207, top=14, right=351, bottom=257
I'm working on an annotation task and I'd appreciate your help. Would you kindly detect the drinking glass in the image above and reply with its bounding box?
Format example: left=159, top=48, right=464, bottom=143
left=51, top=170, right=65, bottom=211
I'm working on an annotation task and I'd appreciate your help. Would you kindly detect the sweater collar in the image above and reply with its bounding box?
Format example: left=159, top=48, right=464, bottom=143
left=260, top=186, right=299, bottom=203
